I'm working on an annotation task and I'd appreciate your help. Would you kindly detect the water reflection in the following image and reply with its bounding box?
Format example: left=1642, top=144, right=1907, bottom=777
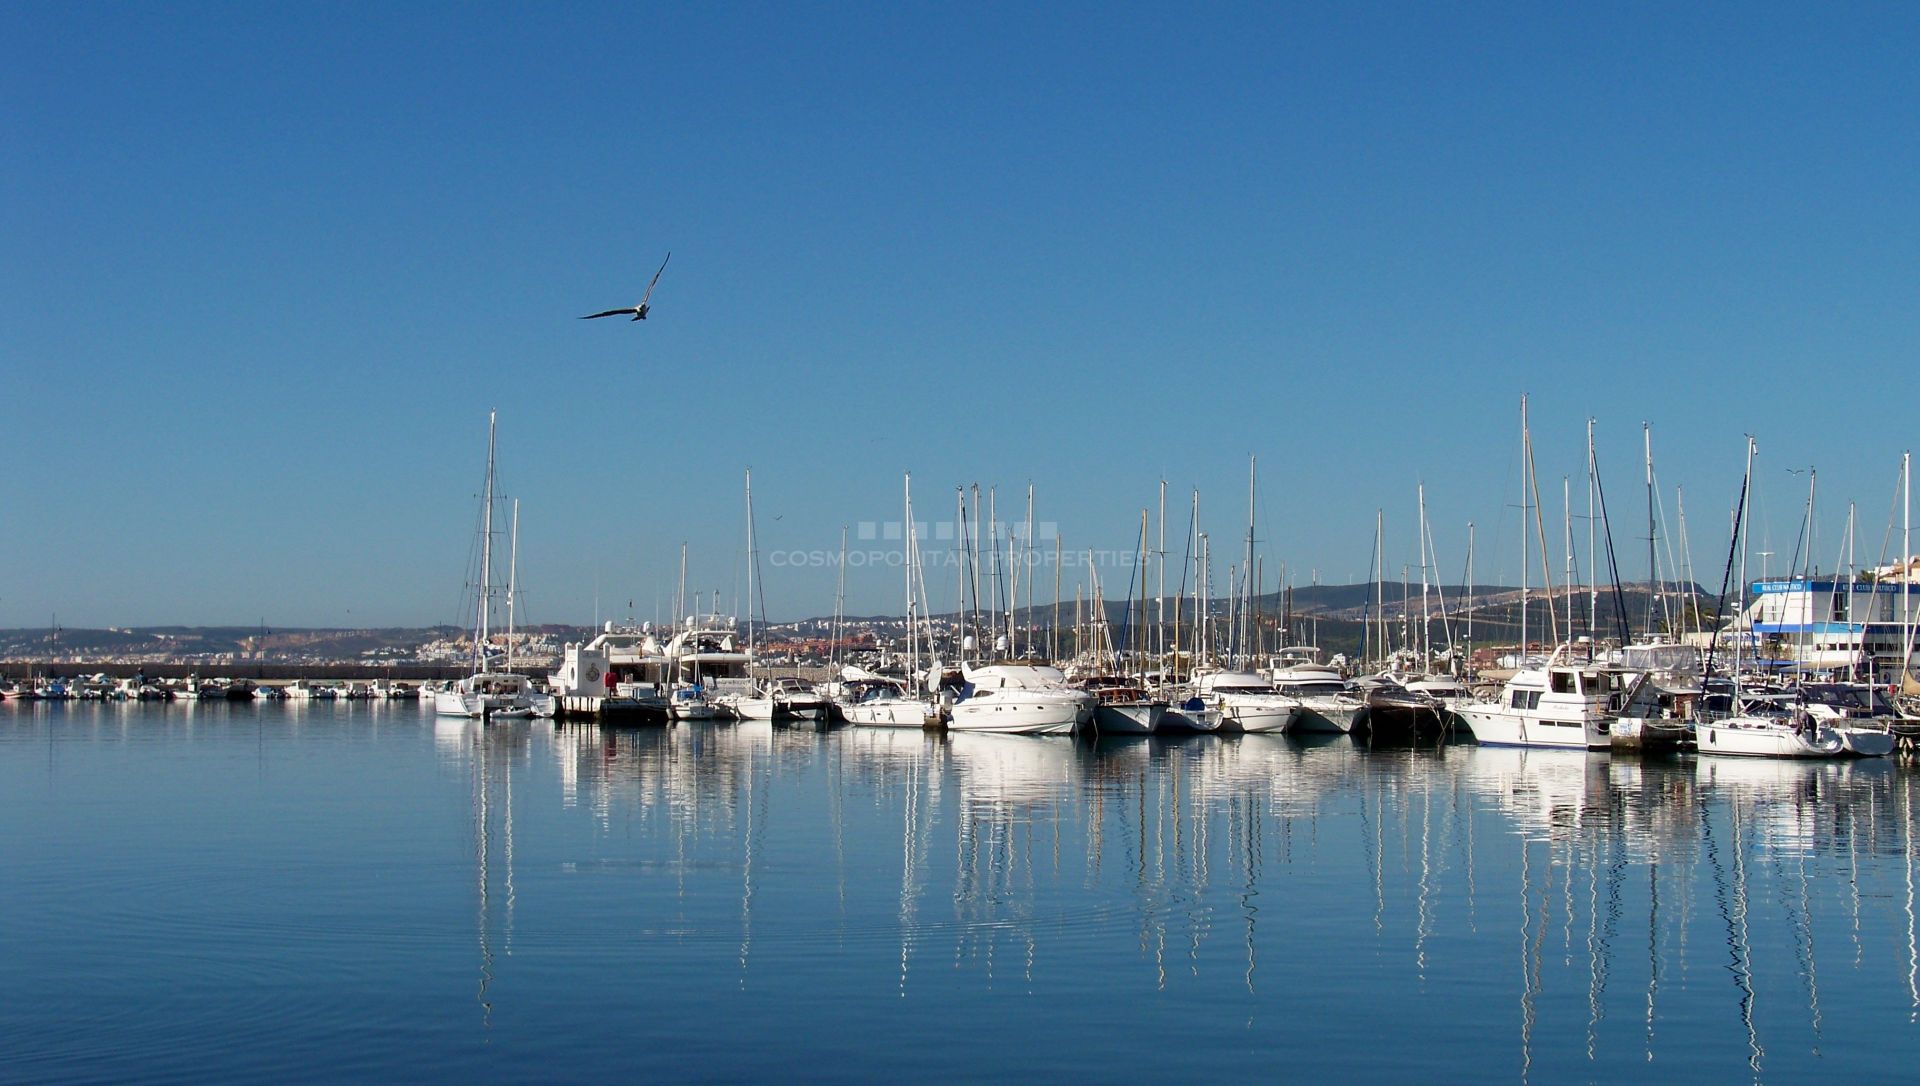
left=445, top=719, right=1920, bottom=1074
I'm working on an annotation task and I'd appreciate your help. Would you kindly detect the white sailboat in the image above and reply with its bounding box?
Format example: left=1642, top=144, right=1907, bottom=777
left=840, top=473, right=938, bottom=728
left=1699, top=440, right=1866, bottom=759
left=436, top=413, right=552, bottom=720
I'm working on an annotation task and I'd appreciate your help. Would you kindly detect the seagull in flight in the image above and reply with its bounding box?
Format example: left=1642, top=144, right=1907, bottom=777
left=581, top=252, right=671, bottom=321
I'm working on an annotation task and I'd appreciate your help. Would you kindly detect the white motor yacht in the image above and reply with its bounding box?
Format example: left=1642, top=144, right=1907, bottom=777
left=1188, top=668, right=1297, bottom=733
left=549, top=622, right=672, bottom=713
left=947, top=662, right=1094, bottom=735
left=1069, top=673, right=1168, bottom=735
left=1267, top=651, right=1363, bottom=734
left=1452, top=657, right=1617, bottom=750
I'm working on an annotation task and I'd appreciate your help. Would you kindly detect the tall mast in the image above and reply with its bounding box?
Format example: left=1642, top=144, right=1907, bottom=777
left=1677, top=486, right=1697, bottom=640
left=676, top=543, right=687, bottom=626
left=833, top=524, right=848, bottom=673
left=1520, top=396, right=1529, bottom=663
left=1587, top=419, right=1599, bottom=644
left=1052, top=533, right=1061, bottom=662
left=1644, top=421, right=1658, bottom=637
left=1905, top=451, right=1912, bottom=684
left=476, top=410, right=497, bottom=673
left=902, top=474, right=915, bottom=693
left=1139, top=508, right=1151, bottom=678
left=744, top=468, right=756, bottom=658
left=1737, top=436, right=1756, bottom=690
left=1465, top=521, right=1475, bottom=677
left=1418, top=483, right=1432, bottom=667
left=506, top=497, right=519, bottom=675
left=1563, top=475, right=1574, bottom=658
left=1157, top=480, right=1167, bottom=667
left=1374, top=509, right=1385, bottom=671
left=1020, top=483, right=1034, bottom=654
left=1846, top=501, right=1857, bottom=679
left=1241, top=455, right=1257, bottom=667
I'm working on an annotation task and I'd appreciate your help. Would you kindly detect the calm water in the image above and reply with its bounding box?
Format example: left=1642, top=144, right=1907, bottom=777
left=4, top=701, right=1920, bottom=1083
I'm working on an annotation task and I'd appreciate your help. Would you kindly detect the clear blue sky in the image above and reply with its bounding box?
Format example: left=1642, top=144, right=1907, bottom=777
left=4, top=2, right=1917, bottom=627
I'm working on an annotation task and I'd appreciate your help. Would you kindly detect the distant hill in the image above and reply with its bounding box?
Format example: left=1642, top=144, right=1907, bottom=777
left=0, top=581, right=1717, bottom=666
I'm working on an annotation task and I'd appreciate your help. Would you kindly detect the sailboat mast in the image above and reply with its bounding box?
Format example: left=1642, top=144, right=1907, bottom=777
left=1374, top=509, right=1385, bottom=671
left=1052, top=533, right=1062, bottom=662
left=1465, top=522, right=1475, bottom=677
left=1645, top=422, right=1658, bottom=637
left=744, top=468, right=756, bottom=658
left=1418, top=483, right=1431, bottom=667
left=1139, top=508, right=1151, bottom=678
left=903, top=473, right=915, bottom=693
left=834, top=525, right=848, bottom=673
left=1242, top=455, right=1257, bottom=667
left=1520, top=396, right=1530, bottom=663
left=1737, top=436, right=1756, bottom=689
left=507, top=498, right=519, bottom=675
left=477, top=410, right=497, bottom=673
left=1563, top=475, right=1574, bottom=658
left=1157, top=480, right=1167, bottom=668
left=676, top=543, right=687, bottom=627
left=1588, top=420, right=1599, bottom=645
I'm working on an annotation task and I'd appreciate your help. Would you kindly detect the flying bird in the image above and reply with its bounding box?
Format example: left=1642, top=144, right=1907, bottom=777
left=581, top=252, right=671, bottom=321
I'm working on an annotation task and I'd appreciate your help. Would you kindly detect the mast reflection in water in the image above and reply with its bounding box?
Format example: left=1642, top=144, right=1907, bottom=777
left=5, top=701, right=1920, bottom=1082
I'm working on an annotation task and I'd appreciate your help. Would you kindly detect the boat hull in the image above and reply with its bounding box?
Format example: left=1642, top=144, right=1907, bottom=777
left=1455, top=705, right=1609, bottom=749
left=841, top=698, right=934, bottom=728
left=1292, top=697, right=1361, bottom=734
left=1696, top=718, right=1844, bottom=758
left=1159, top=704, right=1222, bottom=732
left=1093, top=701, right=1166, bottom=735
left=948, top=698, right=1084, bottom=735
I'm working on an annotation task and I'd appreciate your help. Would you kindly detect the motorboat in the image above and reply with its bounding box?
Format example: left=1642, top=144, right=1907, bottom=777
left=548, top=622, right=672, bottom=714
left=734, top=675, right=830, bottom=721
left=1266, top=651, right=1363, bottom=734
left=947, top=661, right=1094, bottom=735
left=1452, top=655, right=1619, bottom=750
left=1069, top=673, right=1168, bottom=735
left=1187, top=668, right=1297, bottom=733
left=1352, top=676, right=1446, bottom=741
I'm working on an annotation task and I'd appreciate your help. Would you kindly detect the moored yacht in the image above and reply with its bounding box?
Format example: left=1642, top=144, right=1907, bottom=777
left=1188, top=667, right=1297, bottom=733
left=549, top=623, right=672, bottom=714
left=947, top=661, right=1094, bottom=735
left=661, top=616, right=753, bottom=720
left=1452, top=656, right=1618, bottom=750
left=435, top=672, right=556, bottom=718
left=1069, top=673, right=1169, bottom=735
left=837, top=674, right=937, bottom=728
left=734, top=675, right=829, bottom=721
left=1266, top=649, right=1363, bottom=734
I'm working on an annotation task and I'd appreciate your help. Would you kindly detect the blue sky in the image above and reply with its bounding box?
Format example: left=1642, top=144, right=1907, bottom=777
left=4, top=2, right=1917, bottom=627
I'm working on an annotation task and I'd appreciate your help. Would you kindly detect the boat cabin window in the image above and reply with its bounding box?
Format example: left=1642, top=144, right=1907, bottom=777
left=1510, top=689, right=1541, bottom=710
left=1550, top=671, right=1575, bottom=694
